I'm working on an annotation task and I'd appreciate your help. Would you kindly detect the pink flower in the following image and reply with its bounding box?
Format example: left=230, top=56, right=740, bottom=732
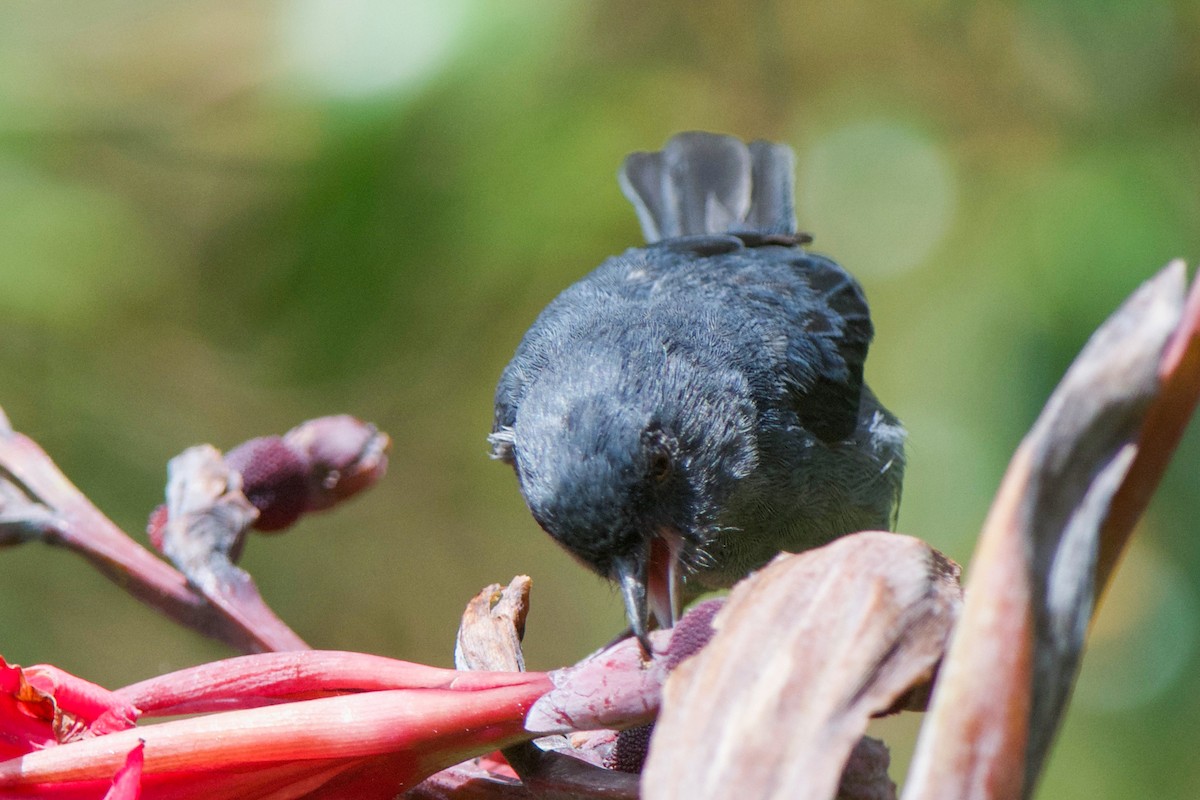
left=0, top=651, right=553, bottom=799
left=0, top=657, right=138, bottom=759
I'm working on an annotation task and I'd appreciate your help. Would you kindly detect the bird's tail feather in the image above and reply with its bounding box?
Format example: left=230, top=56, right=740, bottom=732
left=618, top=132, right=797, bottom=244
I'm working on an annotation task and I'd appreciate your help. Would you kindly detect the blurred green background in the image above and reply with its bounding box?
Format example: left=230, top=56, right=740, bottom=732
left=1, top=1, right=1198, bottom=795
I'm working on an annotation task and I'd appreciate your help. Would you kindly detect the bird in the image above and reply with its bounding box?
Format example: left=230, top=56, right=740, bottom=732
left=490, top=132, right=905, bottom=652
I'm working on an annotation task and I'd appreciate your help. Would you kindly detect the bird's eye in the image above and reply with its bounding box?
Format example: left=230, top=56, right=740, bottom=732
left=649, top=449, right=672, bottom=483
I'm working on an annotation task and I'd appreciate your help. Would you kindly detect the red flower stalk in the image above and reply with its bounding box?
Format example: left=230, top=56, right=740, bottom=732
left=0, top=651, right=553, bottom=799
left=105, top=743, right=143, bottom=800
left=0, top=658, right=138, bottom=759
left=116, top=650, right=549, bottom=716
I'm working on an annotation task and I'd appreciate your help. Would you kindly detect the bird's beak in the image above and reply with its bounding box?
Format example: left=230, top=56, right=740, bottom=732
left=612, top=553, right=652, bottom=654
left=613, top=530, right=683, bottom=656
left=647, top=531, right=682, bottom=630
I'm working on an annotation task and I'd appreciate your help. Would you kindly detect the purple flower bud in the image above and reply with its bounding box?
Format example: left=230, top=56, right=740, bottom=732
left=282, top=415, right=390, bottom=512
left=224, top=436, right=309, bottom=532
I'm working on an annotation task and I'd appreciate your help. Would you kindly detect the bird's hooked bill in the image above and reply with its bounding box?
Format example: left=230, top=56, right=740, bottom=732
left=612, top=553, right=652, bottom=654
left=612, top=531, right=683, bottom=656
left=647, top=532, right=682, bottom=630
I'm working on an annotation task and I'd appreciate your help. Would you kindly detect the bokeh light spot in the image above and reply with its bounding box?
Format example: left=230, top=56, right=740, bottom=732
left=1013, top=0, right=1176, bottom=113
left=278, top=0, right=471, bottom=99
left=1075, top=534, right=1198, bottom=713
left=0, top=160, right=161, bottom=326
left=798, top=121, right=956, bottom=279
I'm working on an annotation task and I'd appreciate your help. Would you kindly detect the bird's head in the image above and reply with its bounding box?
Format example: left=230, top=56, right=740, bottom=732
left=494, top=353, right=758, bottom=652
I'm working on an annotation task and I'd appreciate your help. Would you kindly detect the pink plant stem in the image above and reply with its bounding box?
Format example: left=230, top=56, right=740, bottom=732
left=115, top=650, right=547, bottom=716
left=4, top=756, right=359, bottom=800
left=0, top=681, right=551, bottom=790
left=0, top=414, right=304, bottom=653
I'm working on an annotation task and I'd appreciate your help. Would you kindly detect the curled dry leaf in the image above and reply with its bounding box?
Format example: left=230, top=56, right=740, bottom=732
left=160, top=445, right=309, bottom=652
left=161, top=445, right=259, bottom=570
left=455, top=576, right=532, bottom=673
left=904, top=261, right=1200, bottom=800
left=1100, top=259, right=1200, bottom=586
left=642, top=532, right=962, bottom=800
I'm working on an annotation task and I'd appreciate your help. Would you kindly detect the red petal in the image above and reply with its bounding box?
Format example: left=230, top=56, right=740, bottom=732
left=23, top=665, right=139, bottom=734
left=1, top=658, right=55, bottom=757
left=1, top=657, right=137, bottom=757
left=103, top=742, right=144, bottom=800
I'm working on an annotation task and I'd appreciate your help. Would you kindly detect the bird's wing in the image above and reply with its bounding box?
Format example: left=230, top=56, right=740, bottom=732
left=493, top=246, right=874, bottom=458
left=781, top=253, right=874, bottom=444
left=674, top=248, right=873, bottom=446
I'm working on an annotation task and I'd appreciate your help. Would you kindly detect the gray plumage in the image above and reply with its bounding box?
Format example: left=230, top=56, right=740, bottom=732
left=491, top=132, right=905, bottom=648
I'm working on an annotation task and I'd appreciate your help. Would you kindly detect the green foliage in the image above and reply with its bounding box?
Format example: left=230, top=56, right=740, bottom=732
left=1, top=2, right=1197, bottom=796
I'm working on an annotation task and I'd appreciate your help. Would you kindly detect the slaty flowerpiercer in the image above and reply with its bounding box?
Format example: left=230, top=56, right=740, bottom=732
left=490, top=132, right=905, bottom=650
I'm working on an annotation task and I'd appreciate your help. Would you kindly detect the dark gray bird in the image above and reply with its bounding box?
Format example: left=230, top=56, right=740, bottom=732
left=490, top=132, right=905, bottom=650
